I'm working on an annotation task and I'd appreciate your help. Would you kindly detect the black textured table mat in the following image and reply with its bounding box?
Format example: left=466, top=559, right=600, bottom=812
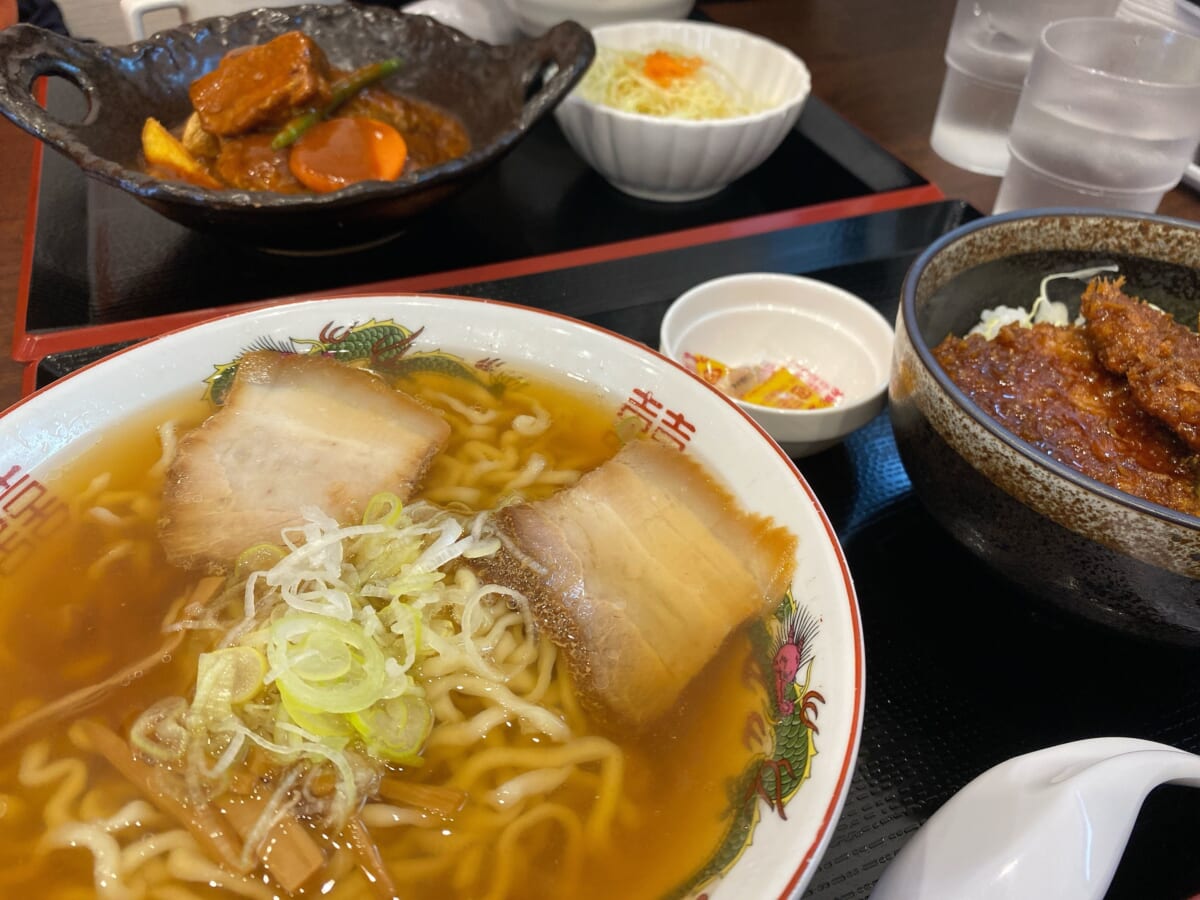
left=32, top=200, right=1200, bottom=899
left=800, top=419, right=1200, bottom=900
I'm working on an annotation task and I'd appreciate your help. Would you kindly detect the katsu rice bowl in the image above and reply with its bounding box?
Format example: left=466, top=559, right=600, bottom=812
left=0, top=295, right=863, bottom=899
left=890, top=209, right=1200, bottom=645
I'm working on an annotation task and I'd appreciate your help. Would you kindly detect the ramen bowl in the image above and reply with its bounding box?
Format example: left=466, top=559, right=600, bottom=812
left=891, top=208, right=1200, bottom=645
left=660, top=272, right=894, bottom=457
left=553, top=19, right=810, bottom=202
left=0, top=294, right=863, bottom=899
left=0, top=5, right=593, bottom=252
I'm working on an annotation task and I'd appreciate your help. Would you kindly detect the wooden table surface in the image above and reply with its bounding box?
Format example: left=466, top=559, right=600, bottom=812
left=1, top=0, right=1197, bottom=412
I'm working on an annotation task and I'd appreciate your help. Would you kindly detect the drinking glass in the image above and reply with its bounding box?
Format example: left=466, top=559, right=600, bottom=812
left=993, top=16, right=1200, bottom=214
left=929, top=0, right=1119, bottom=176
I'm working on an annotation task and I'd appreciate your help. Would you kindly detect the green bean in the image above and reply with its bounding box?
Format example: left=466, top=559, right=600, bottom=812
left=271, top=57, right=403, bottom=150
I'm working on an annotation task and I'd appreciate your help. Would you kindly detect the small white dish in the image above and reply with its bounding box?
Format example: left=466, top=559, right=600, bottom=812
left=121, top=0, right=342, bottom=41
left=660, top=272, right=894, bottom=457
left=403, top=0, right=522, bottom=44
left=503, top=0, right=694, bottom=36
left=553, top=20, right=811, bottom=202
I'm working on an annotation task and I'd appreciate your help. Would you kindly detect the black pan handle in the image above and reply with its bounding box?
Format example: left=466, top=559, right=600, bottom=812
left=508, top=20, right=595, bottom=130
left=0, top=25, right=107, bottom=153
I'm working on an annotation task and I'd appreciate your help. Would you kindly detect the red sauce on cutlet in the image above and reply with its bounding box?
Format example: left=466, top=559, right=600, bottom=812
left=933, top=321, right=1200, bottom=516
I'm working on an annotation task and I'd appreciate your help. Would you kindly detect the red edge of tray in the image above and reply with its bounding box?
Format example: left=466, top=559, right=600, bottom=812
left=14, top=182, right=945, bottom=368
left=11, top=78, right=48, bottom=365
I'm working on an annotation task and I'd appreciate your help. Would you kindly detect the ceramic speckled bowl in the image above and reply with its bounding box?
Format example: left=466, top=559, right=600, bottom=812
left=891, top=209, right=1200, bottom=646
left=0, top=5, right=593, bottom=252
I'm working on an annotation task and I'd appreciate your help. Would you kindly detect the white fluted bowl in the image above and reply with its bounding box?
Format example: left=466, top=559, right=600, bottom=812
left=553, top=20, right=811, bottom=202
left=503, top=0, right=694, bottom=36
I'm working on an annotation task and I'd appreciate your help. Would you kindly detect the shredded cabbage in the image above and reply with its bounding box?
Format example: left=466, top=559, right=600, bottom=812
left=969, top=264, right=1120, bottom=339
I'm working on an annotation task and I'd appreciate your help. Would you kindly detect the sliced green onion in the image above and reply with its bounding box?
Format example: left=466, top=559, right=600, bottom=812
left=234, top=542, right=288, bottom=580
left=268, top=612, right=386, bottom=714
left=125, top=492, right=527, bottom=840
left=129, top=696, right=190, bottom=762
left=363, top=492, right=405, bottom=527
left=192, top=646, right=267, bottom=723
left=278, top=682, right=356, bottom=741
left=349, top=694, right=432, bottom=764
left=289, top=629, right=353, bottom=682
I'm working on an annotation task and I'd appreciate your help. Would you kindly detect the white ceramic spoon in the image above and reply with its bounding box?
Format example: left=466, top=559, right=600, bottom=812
left=870, top=737, right=1200, bottom=900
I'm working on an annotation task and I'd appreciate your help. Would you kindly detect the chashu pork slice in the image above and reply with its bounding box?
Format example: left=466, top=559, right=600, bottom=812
left=160, top=351, right=450, bottom=571
left=483, top=439, right=797, bottom=728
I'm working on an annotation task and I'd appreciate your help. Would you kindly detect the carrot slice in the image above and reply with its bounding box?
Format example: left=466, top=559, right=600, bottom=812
left=288, top=116, right=407, bottom=194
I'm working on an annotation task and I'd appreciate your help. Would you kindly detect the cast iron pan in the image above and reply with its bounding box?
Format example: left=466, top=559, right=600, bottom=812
left=0, top=4, right=595, bottom=252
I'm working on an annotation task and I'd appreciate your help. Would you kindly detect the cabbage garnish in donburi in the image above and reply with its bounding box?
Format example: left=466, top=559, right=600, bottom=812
left=968, top=264, right=1119, bottom=339
left=129, top=493, right=551, bottom=836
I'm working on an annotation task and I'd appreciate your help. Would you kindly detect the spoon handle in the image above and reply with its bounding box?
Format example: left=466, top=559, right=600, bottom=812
left=1155, top=749, right=1200, bottom=789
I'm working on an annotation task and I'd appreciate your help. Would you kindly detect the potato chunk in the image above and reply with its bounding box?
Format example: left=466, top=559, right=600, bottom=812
left=141, top=116, right=221, bottom=188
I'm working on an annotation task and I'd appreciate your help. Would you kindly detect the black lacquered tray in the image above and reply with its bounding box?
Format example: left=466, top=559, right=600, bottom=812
left=31, top=199, right=1200, bottom=900
left=20, top=75, right=934, bottom=357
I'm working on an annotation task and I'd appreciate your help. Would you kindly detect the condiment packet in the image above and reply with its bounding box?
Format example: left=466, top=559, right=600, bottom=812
left=682, top=353, right=842, bottom=410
